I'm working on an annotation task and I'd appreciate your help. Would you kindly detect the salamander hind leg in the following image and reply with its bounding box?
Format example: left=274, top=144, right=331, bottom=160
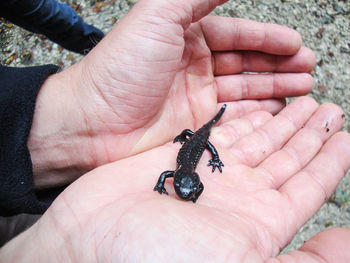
left=153, top=171, right=174, bottom=195
left=173, top=129, right=194, bottom=144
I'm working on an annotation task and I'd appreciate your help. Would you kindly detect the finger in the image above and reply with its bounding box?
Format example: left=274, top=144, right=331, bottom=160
left=229, top=96, right=318, bottom=166
left=267, top=228, right=350, bottom=263
left=213, top=47, right=316, bottom=75
left=216, top=73, right=314, bottom=102
left=130, top=0, right=228, bottom=30
left=212, top=110, right=273, bottom=148
left=201, top=16, right=302, bottom=55
left=217, top=100, right=285, bottom=123
left=299, top=228, right=350, bottom=263
left=279, top=132, right=350, bottom=230
left=256, top=103, right=345, bottom=189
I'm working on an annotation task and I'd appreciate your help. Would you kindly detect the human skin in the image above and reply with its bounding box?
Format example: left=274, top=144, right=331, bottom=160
left=27, top=0, right=316, bottom=188
left=2, top=97, right=350, bottom=262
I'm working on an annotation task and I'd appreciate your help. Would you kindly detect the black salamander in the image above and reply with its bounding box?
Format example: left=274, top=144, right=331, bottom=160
left=153, top=104, right=226, bottom=202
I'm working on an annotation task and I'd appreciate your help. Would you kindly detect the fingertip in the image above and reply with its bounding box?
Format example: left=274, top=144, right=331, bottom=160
left=272, top=73, right=315, bottom=97
left=287, top=27, right=303, bottom=54
left=276, top=47, right=316, bottom=73
left=264, top=24, right=303, bottom=55
left=298, top=73, right=315, bottom=94
left=260, top=99, right=286, bottom=115
left=308, top=103, right=346, bottom=137
left=192, top=0, right=229, bottom=23
left=318, top=102, right=344, bottom=118
left=301, top=47, right=316, bottom=72
left=304, top=73, right=315, bottom=92
left=278, top=47, right=316, bottom=73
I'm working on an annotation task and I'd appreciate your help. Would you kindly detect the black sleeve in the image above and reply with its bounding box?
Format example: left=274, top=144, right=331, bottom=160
left=0, top=64, right=59, bottom=216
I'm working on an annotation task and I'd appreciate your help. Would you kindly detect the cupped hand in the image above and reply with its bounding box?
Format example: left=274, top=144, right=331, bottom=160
left=16, top=97, right=350, bottom=262
left=29, top=0, right=315, bottom=186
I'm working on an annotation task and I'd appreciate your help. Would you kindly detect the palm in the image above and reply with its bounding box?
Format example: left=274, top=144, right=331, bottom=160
left=78, top=21, right=218, bottom=160
left=48, top=148, right=285, bottom=262
left=42, top=97, right=349, bottom=262
left=71, top=9, right=315, bottom=165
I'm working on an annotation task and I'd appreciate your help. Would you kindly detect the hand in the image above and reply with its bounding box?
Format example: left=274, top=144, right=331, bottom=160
left=6, top=97, right=349, bottom=262
left=28, top=0, right=315, bottom=187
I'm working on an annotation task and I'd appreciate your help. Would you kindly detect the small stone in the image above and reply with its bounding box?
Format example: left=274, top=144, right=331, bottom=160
left=325, top=221, right=334, bottom=227
left=333, top=37, right=338, bottom=45
left=67, top=53, right=75, bottom=61
left=317, top=84, right=328, bottom=93
left=326, top=72, right=333, bottom=78
left=20, top=50, right=32, bottom=64
left=93, top=6, right=101, bottom=12
left=316, top=27, right=325, bottom=39
left=340, top=47, right=350, bottom=54
left=111, top=17, right=117, bottom=25
left=5, top=53, right=18, bottom=65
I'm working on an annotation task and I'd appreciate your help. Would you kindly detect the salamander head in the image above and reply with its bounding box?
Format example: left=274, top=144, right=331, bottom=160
left=173, top=171, right=202, bottom=201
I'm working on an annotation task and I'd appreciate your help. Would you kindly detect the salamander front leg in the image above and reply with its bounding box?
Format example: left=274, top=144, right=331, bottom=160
left=206, top=141, right=224, bottom=173
left=173, top=129, right=194, bottom=144
left=153, top=171, right=174, bottom=195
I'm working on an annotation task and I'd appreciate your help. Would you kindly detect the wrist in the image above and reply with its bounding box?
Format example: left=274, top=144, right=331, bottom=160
left=28, top=65, right=95, bottom=189
left=0, top=225, right=37, bottom=262
left=0, top=217, right=72, bottom=263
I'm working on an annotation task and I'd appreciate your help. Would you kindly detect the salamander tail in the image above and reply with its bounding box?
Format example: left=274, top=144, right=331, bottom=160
left=208, top=104, right=226, bottom=126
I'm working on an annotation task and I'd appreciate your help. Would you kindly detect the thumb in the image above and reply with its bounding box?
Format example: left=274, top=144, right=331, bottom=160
left=299, top=228, right=350, bottom=263
left=128, top=0, right=228, bottom=30
left=267, top=228, right=350, bottom=262
left=87, top=0, right=228, bottom=66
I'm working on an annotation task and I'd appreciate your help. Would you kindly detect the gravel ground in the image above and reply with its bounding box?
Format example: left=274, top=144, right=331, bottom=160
left=0, top=0, right=349, bottom=255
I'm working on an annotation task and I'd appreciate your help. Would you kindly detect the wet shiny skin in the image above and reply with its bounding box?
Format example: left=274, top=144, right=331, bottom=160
left=153, top=105, right=226, bottom=202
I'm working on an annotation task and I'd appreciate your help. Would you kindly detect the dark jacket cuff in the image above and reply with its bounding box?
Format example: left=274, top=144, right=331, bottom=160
left=0, top=64, right=59, bottom=216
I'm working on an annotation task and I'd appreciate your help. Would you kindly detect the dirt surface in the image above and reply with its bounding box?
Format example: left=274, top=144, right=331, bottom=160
left=0, top=0, right=349, bottom=254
